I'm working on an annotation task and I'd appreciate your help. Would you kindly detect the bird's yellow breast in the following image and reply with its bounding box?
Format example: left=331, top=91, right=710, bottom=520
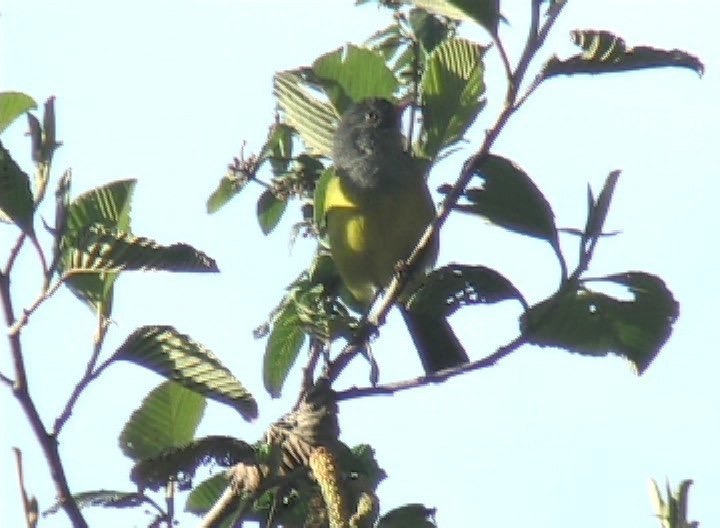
left=324, top=173, right=437, bottom=306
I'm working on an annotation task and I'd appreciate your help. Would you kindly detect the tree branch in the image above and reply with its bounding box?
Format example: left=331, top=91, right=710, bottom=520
left=0, top=370, right=14, bottom=387
left=0, top=273, right=87, bottom=527
left=335, top=333, right=529, bottom=401
left=514, top=1, right=567, bottom=109
left=53, top=314, right=112, bottom=434
left=295, top=337, right=324, bottom=409
left=4, top=233, right=27, bottom=276
left=8, top=275, right=66, bottom=337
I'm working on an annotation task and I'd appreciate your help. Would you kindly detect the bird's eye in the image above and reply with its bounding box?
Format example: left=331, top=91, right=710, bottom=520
left=365, top=110, right=380, bottom=123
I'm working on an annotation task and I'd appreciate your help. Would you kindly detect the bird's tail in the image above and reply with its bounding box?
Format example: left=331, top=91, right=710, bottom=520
left=399, top=306, right=469, bottom=374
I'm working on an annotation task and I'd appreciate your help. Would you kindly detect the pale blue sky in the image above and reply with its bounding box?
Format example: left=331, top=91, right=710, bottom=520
left=1, top=1, right=718, bottom=527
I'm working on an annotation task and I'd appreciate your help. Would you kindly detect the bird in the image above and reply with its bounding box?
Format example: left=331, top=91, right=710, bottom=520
left=323, top=97, right=468, bottom=374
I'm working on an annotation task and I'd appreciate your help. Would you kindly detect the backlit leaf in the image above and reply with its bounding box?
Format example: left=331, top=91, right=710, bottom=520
left=115, top=326, right=258, bottom=420
left=413, top=0, right=500, bottom=33
left=185, top=474, right=231, bottom=516
left=263, top=302, right=306, bottom=398
left=0, top=140, right=34, bottom=234
left=454, top=155, right=561, bottom=262
left=521, top=272, right=679, bottom=374
left=257, top=189, right=287, bottom=235
left=119, top=380, right=206, bottom=461
left=421, top=38, right=486, bottom=158
left=129, top=435, right=254, bottom=491
left=63, top=224, right=219, bottom=273
left=0, top=91, right=36, bottom=134
left=408, top=8, right=454, bottom=54
left=65, top=179, right=135, bottom=235
left=262, top=123, right=295, bottom=177
left=207, top=169, right=250, bottom=214
left=407, top=264, right=527, bottom=317
left=312, top=45, right=398, bottom=113
left=544, top=29, right=704, bottom=78
left=274, top=71, right=338, bottom=157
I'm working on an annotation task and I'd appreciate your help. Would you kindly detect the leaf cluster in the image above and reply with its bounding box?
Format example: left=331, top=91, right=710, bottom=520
left=203, top=1, right=695, bottom=401
left=0, top=1, right=704, bottom=527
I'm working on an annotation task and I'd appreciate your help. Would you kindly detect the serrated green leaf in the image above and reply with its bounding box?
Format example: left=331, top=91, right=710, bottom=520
left=274, top=71, right=338, bottom=157
left=257, top=189, right=287, bottom=235
left=61, top=270, right=117, bottom=317
left=130, top=435, right=255, bottom=491
left=458, top=155, right=560, bottom=248
left=420, top=38, right=486, bottom=158
left=0, top=92, right=37, bottom=134
left=521, top=272, right=679, bottom=374
left=262, top=123, right=294, bottom=177
left=43, top=490, right=153, bottom=516
left=185, top=473, right=231, bottom=515
left=207, top=170, right=249, bottom=214
left=63, top=224, right=219, bottom=273
left=65, top=178, right=135, bottom=235
left=0, top=140, right=35, bottom=234
left=119, top=380, right=206, bottom=461
left=364, top=24, right=404, bottom=62
left=414, top=0, right=500, bottom=33
left=115, top=326, right=258, bottom=420
left=263, top=303, right=306, bottom=398
left=407, top=264, right=527, bottom=317
left=312, top=45, right=399, bottom=113
left=408, top=8, right=453, bottom=54
left=392, top=45, right=418, bottom=84
left=544, top=30, right=704, bottom=78
left=377, top=503, right=437, bottom=528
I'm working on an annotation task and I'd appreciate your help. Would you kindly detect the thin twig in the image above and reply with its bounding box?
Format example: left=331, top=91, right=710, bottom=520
left=165, top=480, right=176, bottom=527
left=511, top=0, right=543, bottom=101
left=13, top=447, right=38, bottom=528
left=513, top=71, right=545, bottom=112
left=0, top=370, right=14, bottom=386
left=303, top=338, right=323, bottom=391
left=8, top=276, right=66, bottom=337
left=53, top=314, right=112, bottom=434
left=47, top=168, right=71, bottom=281
left=4, top=233, right=27, bottom=276
left=28, top=234, right=48, bottom=278
left=326, top=338, right=373, bottom=384
left=514, top=1, right=566, bottom=109
left=492, top=34, right=514, bottom=87
left=335, top=333, right=529, bottom=400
